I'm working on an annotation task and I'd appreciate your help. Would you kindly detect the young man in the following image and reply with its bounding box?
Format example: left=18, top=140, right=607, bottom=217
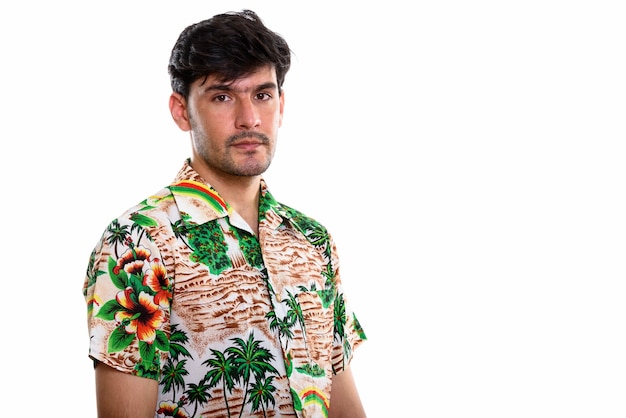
left=83, top=9, right=367, bottom=418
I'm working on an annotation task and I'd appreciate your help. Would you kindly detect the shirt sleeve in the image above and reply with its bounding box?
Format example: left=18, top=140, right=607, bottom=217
left=328, top=236, right=367, bottom=374
left=83, top=216, right=172, bottom=381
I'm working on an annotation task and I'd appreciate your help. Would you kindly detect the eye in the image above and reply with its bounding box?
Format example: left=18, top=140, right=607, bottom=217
left=213, top=94, right=231, bottom=102
left=255, top=92, right=272, bottom=101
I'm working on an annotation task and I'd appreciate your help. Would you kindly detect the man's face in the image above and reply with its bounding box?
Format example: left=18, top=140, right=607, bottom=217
left=173, top=65, right=285, bottom=180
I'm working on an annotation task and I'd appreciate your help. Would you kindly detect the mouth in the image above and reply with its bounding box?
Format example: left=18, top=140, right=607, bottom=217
left=231, top=141, right=264, bottom=152
left=228, top=133, right=269, bottom=151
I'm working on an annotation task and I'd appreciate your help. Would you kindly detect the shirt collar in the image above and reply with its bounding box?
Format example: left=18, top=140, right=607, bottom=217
left=168, top=160, right=291, bottom=229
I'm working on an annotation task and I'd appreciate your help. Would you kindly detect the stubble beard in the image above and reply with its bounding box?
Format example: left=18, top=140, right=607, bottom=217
left=193, top=128, right=275, bottom=177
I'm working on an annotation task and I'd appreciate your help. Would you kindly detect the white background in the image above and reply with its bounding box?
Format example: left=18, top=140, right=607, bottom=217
left=1, top=1, right=625, bottom=417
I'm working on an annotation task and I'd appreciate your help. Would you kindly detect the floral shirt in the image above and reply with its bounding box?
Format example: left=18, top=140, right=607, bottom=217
left=83, top=161, right=366, bottom=418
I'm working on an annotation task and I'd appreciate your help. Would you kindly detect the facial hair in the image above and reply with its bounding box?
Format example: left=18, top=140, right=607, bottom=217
left=190, top=117, right=275, bottom=177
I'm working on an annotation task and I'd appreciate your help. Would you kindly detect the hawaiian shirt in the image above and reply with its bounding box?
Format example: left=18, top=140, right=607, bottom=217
left=83, top=160, right=366, bottom=418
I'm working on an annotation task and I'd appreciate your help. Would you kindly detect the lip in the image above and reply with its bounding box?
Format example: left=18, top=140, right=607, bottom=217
left=231, top=140, right=263, bottom=151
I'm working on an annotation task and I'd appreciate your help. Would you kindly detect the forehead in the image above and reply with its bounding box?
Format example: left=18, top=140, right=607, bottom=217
left=193, top=65, right=278, bottom=92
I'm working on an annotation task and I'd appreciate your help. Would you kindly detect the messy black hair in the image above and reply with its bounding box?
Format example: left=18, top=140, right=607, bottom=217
left=168, top=9, right=292, bottom=99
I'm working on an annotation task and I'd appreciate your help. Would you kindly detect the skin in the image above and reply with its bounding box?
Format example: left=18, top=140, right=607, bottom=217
left=328, top=366, right=368, bottom=418
left=169, top=65, right=284, bottom=234
left=95, top=65, right=366, bottom=417
left=95, top=363, right=157, bottom=418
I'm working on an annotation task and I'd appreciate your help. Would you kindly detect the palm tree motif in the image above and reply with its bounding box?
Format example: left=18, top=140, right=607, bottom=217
left=105, top=219, right=130, bottom=258
left=83, top=250, right=105, bottom=301
left=333, top=292, right=353, bottom=369
left=302, top=222, right=328, bottom=248
left=203, top=349, right=237, bottom=417
left=184, top=381, right=212, bottom=417
left=320, top=263, right=336, bottom=295
left=248, top=376, right=277, bottom=417
left=157, top=325, right=197, bottom=413
left=168, top=324, right=193, bottom=362
left=281, top=207, right=330, bottom=253
left=171, top=213, right=194, bottom=251
left=226, top=333, right=279, bottom=418
left=284, top=290, right=307, bottom=352
left=333, top=293, right=347, bottom=344
left=105, top=207, right=159, bottom=259
left=159, top=324, right=194, bottom=404
left=265, top=310, right=295, bottom=352
left=162, top=358, right=189, bottom=402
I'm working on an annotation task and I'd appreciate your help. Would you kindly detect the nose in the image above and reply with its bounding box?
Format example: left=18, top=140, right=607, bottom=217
left=235, top=98, right=261, bottom=130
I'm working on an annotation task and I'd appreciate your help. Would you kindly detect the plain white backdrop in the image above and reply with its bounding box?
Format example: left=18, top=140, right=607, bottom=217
left=1, top=1, right=625, bottom=416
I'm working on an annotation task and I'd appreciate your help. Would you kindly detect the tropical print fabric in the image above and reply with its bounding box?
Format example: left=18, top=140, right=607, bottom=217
left=83, top=160, right=366, bottom=418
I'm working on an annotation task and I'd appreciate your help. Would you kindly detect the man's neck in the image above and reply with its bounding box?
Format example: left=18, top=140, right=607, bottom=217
left=189, top=160, right=263, bottom=234
left=208, top=174, right=262, bottom=235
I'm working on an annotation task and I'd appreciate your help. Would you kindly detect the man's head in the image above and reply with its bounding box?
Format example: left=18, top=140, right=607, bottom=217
left=168, top=10, right=292, bottom=100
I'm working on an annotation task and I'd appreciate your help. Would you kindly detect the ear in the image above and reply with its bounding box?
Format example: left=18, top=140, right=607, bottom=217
left=169, top=92, right=191, bottom=132
left=278, top=90, right=285, bottom=127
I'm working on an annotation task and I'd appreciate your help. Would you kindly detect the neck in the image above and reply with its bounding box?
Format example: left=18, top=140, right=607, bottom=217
left=189, top=159, right=263, bottom=234
left=202, top=174, right=262, bottom=235
left=221, top=178, right=261, bottom=236
left=218, top=176, right=261, bottom=218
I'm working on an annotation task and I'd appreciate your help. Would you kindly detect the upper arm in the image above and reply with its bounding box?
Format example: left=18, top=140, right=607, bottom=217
left=95, top=362, right=159, bottom=418
left=328, top=365, right=367, bottom=418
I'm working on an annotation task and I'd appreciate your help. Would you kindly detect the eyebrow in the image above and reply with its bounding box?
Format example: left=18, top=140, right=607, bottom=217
left=203, top=81, right=278, bottom=94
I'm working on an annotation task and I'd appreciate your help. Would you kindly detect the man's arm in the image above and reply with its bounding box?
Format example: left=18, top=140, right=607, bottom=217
left=95, top=362, right=159, bottom=418
left=328, top=365, right=367, bottom=418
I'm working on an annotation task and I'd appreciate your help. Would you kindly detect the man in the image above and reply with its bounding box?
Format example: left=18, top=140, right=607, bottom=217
left=83, top=9, right=367, bottom=418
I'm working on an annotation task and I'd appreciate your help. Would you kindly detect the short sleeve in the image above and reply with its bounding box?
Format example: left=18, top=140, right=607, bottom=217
left=83, top=217, right=172, bottom=380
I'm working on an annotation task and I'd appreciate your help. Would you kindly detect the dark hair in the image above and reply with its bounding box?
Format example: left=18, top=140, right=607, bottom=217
left=168, top=9, right=292, bottom=99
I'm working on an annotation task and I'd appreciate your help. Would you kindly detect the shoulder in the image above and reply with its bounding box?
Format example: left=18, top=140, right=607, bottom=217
left=91, top=186, right=180, bottom=258
left=109, top=186, right=179, bottom=228
left=274, top=202, right=335, bottom=247
left=259, top=182, right=327, bottom=234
